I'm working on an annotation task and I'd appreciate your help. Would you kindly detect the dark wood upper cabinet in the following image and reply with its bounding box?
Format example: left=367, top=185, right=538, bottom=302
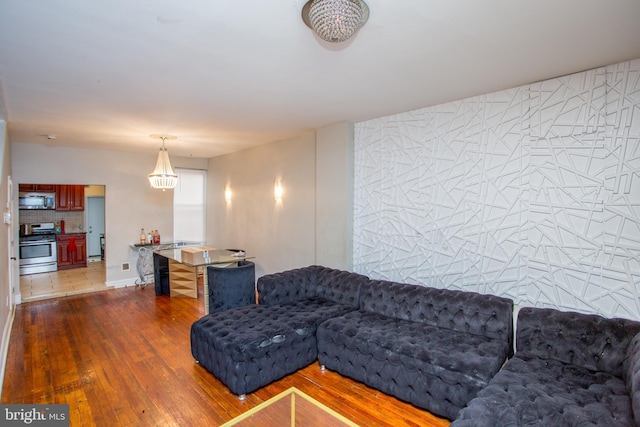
left=56, top=185, right=85, bottom=211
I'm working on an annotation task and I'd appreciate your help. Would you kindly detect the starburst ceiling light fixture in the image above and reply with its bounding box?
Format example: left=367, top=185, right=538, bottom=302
left=301, top=0, right=369, bottom=43
left=148, top=134, right=178, bottom=191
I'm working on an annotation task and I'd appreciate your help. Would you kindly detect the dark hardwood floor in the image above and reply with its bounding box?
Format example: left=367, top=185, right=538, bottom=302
left=2, top=284, right=450, bottom=426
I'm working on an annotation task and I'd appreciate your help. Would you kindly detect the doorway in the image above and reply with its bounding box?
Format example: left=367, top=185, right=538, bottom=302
left=84, top=185, right=105, bottom=260
left=19, top=183, right=107, bottom=302
left=86, top=196, right=105, bottom=258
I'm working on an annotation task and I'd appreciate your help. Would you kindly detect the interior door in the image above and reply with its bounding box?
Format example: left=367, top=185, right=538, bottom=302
left=86, top=196, right=105, bottom=257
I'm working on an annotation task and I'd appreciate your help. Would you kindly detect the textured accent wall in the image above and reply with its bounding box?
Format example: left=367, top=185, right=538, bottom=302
left=354, top=58, right=640, bottom=319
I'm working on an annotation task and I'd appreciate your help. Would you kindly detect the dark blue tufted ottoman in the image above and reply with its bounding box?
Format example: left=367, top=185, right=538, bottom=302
left=191, top=265, right=368, bottom=397
left=190, top=304, right=317, bottom=397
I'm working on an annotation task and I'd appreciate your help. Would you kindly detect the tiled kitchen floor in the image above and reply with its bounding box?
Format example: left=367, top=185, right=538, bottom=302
left=20, top=259, right=107, bottom=302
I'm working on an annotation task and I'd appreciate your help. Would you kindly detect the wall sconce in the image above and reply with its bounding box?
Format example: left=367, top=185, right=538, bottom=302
left=274, top=179, right=283, bottom=202
left=224, top=185, right=232, bottom=203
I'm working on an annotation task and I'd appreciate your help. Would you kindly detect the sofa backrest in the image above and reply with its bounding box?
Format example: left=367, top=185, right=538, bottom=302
left=257, top=265, right=368, bottom=308
left=258, top=266, right=319, bottom=305
left=360, top=280, right=514, bottom=345
left=623, top=333, right=640, bottom=426
left=517, top=307, right=640, bottom=377
left=313, top=266, right=369, bottom=306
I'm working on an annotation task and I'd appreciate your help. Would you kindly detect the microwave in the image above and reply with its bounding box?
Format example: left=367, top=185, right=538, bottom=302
left=18, top=192, right=56, bottom=210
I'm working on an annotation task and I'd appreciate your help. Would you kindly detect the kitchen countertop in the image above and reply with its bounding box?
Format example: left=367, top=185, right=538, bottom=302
left=153, top=247, right=250, bottom=267
left=130, top=241, right=202, bottom=250
left=19, top=231, right=86, bottom=239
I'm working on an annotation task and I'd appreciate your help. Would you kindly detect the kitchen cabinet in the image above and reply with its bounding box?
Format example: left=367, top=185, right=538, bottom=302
left=57, top=233, right=87, bottom=270
left=19, top=184, right=56, bottom=192
left=56, top=185, right=85, bottom=211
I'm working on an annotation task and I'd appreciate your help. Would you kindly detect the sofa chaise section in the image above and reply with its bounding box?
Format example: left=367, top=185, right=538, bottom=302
left=190, top=265, right=369, bottom=397
left=317, top=280, right=514, bottom=420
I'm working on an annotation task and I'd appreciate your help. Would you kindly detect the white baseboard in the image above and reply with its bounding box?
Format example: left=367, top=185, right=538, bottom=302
left=0, top=307, right=15, bottom=399
left=105, top=278, right=138, bottom=288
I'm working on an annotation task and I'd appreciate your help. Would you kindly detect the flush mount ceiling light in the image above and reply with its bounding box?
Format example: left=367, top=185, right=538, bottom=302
left=301, top=0, right=369, bottom=43
left=148, top=134, right=178, bottom=191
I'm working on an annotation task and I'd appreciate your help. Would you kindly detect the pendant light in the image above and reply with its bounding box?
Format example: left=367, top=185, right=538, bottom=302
left=301, top=0, right=369, bottom=43
left=148, top=135, right=178, bottom=190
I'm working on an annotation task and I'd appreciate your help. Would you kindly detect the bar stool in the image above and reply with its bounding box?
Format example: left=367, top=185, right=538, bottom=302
left=207, top=260, right=256, bottom=313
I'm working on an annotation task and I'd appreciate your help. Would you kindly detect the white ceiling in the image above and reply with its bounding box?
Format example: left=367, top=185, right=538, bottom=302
left=1, top=0, right=639, bottom=159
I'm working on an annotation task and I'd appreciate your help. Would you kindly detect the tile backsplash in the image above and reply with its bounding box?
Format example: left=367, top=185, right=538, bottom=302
left=19, top=210, right=85, bottom=233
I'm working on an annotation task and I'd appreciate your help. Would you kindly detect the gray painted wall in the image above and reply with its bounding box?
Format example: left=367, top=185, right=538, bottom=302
left=207, top=132, right=317, bottom=278
left=316, top=122, right=354, bottom=270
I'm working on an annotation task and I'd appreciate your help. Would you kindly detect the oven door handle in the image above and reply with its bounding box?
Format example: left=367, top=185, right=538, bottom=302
left=20, top=240, right=55, bottom=246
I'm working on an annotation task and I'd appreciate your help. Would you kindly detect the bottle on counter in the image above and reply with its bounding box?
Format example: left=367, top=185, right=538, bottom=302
left=153, top=230, right=160, bottom=244
left=140, top=228, right=146, bottom=245
left=147, top=232, right=153, bottom=244
left=60, top=219, right=65, bottom=234
left=55, top=221, right=61, bottom=233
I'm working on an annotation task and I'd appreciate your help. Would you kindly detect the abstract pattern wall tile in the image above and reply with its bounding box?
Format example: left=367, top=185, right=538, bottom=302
left=354, top=58, right=640, bottom=320
left=529, top=70, right=606, bottom=142
left=601, top=59, right=640, bottom=317
left=462, top=88, right=528, bottom=299
left=527, top=68, right=608, bottom=306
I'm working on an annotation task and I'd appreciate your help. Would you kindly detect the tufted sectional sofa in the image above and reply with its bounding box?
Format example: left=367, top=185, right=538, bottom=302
left=317, top=279, right=514, bottom=420
left=190, top=265, right=515, bottom=420
left=191, top=265, right=640, bottom=424
left=451, top=307, right=640, bottom=426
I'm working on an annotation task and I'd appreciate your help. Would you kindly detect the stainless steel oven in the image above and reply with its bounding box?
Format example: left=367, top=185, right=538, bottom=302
left=19, top=223, right=58, bottom=275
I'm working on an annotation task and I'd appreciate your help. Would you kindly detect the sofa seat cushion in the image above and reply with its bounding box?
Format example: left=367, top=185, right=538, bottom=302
left=321, top=310, right=509, bottom=383
left=191, top=304, right=320, bottom=395
left=283, top=297, right=360, bottom=332
left=192, top=304, right=308, bottom=363
left=452, top=354, right=634, bottom=426
left=190, top=296, right=360, bottom=396
left=317, top=310, right=511, bottom=419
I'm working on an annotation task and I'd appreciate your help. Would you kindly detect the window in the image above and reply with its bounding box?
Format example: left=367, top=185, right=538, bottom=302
left=173, top=168, right=206, bottom=243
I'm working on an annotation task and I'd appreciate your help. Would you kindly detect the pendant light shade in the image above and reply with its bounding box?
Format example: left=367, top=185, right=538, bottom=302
left=148, top=135, right=178, bottom=190
left=301, top=0, right=369, bottom=43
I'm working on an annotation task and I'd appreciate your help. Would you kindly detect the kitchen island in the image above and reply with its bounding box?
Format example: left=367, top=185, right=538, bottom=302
left=152, top=247, right=252, bottom=314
